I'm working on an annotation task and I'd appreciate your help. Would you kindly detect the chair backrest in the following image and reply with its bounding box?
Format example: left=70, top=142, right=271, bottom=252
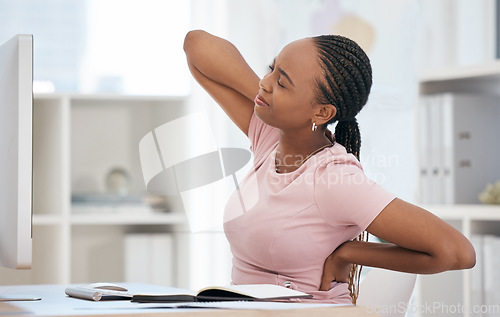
left=356, top=267, right=417, bottom=317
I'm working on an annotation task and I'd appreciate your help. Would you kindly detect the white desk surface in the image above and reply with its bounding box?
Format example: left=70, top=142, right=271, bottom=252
left=0, top=283, right=377, bottom=317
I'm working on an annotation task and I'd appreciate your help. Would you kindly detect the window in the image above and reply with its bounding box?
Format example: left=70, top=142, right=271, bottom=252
left=0, top=0, right=191, bottom=95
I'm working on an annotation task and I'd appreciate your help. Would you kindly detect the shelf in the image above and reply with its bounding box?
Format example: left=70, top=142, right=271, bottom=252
left=0, top=93, right=193, bottom=288
left=416, top=59, right=500, bottom=317
left=33, top=210, right=188, bottom=226
left=419, top=60, right=500, bottom=83
left=423, top=204, right=500, bottom=221
left=32, top=214, right=65, bottom=226
left=34, top=93, right=187, bottom=102
left=70, top=210, right=187, bottom=226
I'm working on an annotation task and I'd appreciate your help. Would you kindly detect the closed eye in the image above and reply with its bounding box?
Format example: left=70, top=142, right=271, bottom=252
left=268, top=65, right=285, bottom=88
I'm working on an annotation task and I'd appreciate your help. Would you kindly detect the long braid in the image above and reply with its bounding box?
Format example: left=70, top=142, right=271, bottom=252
left=312, top=35, right=372, bottom=161
left=312, top=35, right=372, bottom=304
left=347, top=231, right=368, bottom=305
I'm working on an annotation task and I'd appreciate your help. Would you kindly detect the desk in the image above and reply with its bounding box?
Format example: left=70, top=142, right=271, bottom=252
left=0, top=284, right=377, bottom=317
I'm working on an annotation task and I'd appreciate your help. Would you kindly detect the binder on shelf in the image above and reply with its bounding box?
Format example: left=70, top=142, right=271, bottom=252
left=418, top=94, right=445, bottom=204
left=429, top=94, right=444, bottom=203
left=483, top=235, right=500, bottom=312
left=418, top=96, right=432, bottom=204
left=418, top=93, right=500, bottom=204
left=124, top=233, right=174, bottom=286
left=471, top=234, right=500, bottom=316
left=470, top=235, right=484, bottom=310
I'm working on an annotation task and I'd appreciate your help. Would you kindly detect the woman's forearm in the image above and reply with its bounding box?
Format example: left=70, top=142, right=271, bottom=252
left=332, top=240, right=466, bottom=275
left=184, top=30, right=260, bottom=101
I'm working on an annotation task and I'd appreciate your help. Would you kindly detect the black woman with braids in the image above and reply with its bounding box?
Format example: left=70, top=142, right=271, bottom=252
left=184, top=30, right=475, bottom=304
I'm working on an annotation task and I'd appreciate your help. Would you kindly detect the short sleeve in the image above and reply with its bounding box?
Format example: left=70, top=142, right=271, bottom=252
left=248, top=112, right=279, bottom=165
left=314, top=158, right=396, bottom=231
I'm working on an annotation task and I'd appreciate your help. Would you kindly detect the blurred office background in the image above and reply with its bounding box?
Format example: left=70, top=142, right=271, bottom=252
left=1, top=0, right=494, bottom=202
left=1, top=1, right=498, bottom=313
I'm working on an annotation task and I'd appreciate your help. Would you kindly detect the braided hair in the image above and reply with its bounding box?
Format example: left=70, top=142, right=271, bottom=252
left=312, top=34, right=372, bottom=161
left=312, top=35, right=372, bottom=304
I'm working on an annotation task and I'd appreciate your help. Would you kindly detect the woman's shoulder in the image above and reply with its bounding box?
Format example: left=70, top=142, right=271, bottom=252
left=314, top=143, right=364, bottom=173
left=312, top=144, right=396, bottom=228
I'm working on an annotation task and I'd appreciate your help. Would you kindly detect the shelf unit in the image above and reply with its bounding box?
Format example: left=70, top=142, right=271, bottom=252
left=417, top=63, right=500, bottom=317
left=0, top=94, right=191, bottom=288
left=419, top=60, right=500, bottom=95
left=418, top=205, right=500, bottom=317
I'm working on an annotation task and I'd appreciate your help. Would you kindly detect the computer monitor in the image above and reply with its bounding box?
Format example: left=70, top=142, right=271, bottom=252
left=0, top=34, right=33, bottom=271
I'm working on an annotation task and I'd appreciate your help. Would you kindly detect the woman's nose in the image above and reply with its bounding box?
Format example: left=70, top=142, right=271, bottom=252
left=259, top=76, right=272, bottom=92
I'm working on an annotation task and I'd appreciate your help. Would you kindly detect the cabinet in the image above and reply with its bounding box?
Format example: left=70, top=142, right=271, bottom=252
left=416, top=205, right=500, bottom=317
left=417, top=62, right=500, bottom=317
left=0, top=94, right=191, bottom=288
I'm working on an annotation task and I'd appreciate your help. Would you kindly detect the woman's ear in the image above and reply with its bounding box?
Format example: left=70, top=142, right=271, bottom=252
left=314, top=104, right=337, bottom=125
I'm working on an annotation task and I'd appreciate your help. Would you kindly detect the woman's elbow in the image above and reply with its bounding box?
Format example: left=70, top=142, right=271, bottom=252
left=183, top=30, right=196, bottom=54
left=439, top=237, right=476, bottom=271
left=183, top=30, right=206, bottom=54
left=456, top=240, right=476, bottom=269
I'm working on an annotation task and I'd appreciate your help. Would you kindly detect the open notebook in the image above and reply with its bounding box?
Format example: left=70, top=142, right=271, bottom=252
left=65, top=283, right=312, bottom=303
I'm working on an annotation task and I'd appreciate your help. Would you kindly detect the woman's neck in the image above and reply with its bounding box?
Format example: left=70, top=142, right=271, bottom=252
left=275, top=129, right=333, bottom=173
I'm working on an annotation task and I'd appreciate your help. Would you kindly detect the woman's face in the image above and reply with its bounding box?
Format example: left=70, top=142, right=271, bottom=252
left=254, top=38, right=327, bottom=132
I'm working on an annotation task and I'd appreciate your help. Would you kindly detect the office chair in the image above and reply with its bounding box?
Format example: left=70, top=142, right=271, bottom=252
left=356, top=267, right=417, bottom=317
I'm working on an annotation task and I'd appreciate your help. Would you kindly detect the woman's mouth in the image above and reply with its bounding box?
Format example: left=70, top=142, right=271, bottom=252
left=254, top=94, right=269, bottom=107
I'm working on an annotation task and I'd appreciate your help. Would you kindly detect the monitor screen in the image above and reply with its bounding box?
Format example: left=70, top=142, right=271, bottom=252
left=0, top=34, right=33, bottom=270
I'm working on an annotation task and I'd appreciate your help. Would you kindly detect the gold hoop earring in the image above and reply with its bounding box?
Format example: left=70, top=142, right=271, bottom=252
left=312, top=122, right=318, bottom=132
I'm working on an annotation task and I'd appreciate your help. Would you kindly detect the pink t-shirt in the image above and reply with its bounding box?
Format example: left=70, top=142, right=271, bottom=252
left=223, top=113, right=396, bottom=304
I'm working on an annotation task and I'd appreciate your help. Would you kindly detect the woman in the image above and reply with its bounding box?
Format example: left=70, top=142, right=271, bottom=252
left=183, top=30, right=475, bottom=304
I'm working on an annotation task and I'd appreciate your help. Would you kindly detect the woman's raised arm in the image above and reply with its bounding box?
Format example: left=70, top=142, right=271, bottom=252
left=184, top=30, right=260, bottom=136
